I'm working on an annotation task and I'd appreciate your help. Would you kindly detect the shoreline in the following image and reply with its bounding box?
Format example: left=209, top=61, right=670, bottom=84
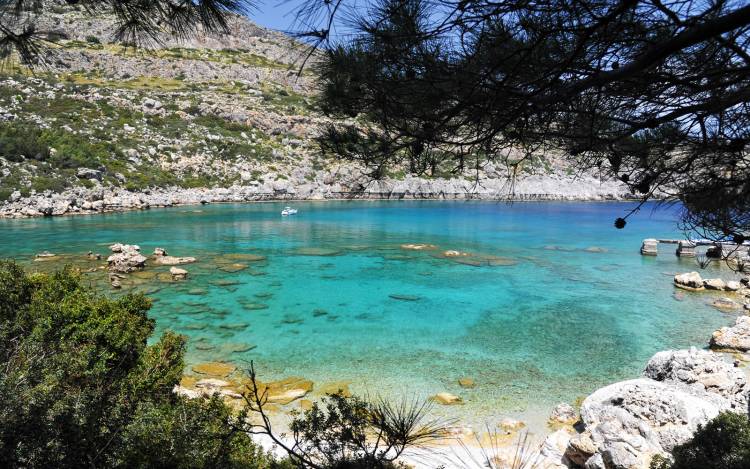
left=0, top=175, right=637, bottom=219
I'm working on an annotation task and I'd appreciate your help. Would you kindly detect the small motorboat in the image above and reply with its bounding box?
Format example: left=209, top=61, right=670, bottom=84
left=281, top=207, right=298, bottom=216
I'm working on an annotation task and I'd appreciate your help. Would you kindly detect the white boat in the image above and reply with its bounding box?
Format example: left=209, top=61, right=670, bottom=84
left=281, top=207, right=298, bottom=216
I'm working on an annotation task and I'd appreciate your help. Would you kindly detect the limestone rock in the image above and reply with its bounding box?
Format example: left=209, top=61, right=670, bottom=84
left=711, top=316, right=750, bottom=352
left=107, top=243, right=146, bottom=273
left=674, top=272, right=704, bottom=290
left=458, top=377, right=476, bottom=388
left=566, top=348, right=749, bottom=468
left=431, top=392, right=462, bottom=405
left=154, top=255, right=197, bottom=265
left=498, top=417, right=525, bottom=431
left=712, top=297, right=740, bottom=311
left=170, top=266, right=188, bottom=280
left=550, top=403, right=578, bottom=424
left=644, top=348, right=748, bottom=411
left=726, top=281, right=741, bottom=291
left=191, top=362, right=236, bottom=377
left=703, top=278, right=727, bottom=290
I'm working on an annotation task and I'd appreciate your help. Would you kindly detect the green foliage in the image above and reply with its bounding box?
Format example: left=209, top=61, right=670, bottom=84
left=0, top=262, right=273, bottom=469
left=652, top=412, right=750, bottom=469
left=0, top=123, right=50, bottom=162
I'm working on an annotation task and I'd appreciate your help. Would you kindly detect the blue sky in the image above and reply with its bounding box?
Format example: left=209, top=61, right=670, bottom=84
left=243, top=0, right=309, bottom=33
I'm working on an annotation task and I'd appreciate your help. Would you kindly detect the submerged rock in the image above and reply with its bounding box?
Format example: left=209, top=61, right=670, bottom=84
left=389, top=294, right=421, bottom=301
left=431, top=392, right=462, bottom=405
left=155, top=255, right=197, bottom=265
left=458, top=377, right=476, bottom=388
left=191, top=362, right=236, bottom=377
left=711, top=316, right=750, bottom=351
left=294, top=247, right=342, bottom=256
left=711, top=297, right=740, bottom=311
left=400, top=243, right=437, bottom=251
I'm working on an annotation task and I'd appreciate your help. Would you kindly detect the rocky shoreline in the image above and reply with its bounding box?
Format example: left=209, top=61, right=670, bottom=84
left=0, top=173, right=631, bottom=218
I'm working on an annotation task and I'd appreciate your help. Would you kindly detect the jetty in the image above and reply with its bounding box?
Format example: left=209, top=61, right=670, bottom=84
left=640, top=238, right=750, bottom=258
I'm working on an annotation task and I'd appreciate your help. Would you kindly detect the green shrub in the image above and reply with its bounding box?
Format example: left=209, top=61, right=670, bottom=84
left=85, top=35, right=101, bottom=44
left=0, top=262, right=274, bottom=469
left=652, top=412, right=750, bottom=469
left=0, top=123, right=50, bottom=162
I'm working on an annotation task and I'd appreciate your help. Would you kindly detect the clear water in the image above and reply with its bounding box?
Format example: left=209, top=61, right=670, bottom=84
left=0, top=200, right=737, bottom=429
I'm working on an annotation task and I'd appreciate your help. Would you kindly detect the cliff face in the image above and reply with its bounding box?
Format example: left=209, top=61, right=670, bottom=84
left=0, top=4, right=628, bottom=217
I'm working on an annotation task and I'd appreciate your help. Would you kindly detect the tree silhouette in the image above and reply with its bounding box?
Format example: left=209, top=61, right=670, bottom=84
left=296, top=0, right=750, bottom=237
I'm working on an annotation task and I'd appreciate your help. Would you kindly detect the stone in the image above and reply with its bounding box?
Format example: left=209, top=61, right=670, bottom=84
left=640, top=239, right=658, bottom=256
left=498, top=417, right=525, bottom=431
left=319, top=381, right=352, bottom=397
left=400, top=243, right=437, bottom=250
left=703, top=278, right=727, bottom=290
left=170, top=267, right=188, bottom=280
left=726, top=281, right=741, bottom=291
left=458, top=377, right=476, bottom=388
left=539, top=429, right=574, bottom=467
left=191, top=362, right=236, bottom=377
left=712, top=297, right=740, bottom=311
left=711, top=316, right=750, bottom=351
left=674, top=272, right=704, bottom=290
left=566, top=348, right=749, bottom=468
left=107, top=243, right=147, bottom=273
left=644, top=348, right=748, bottom=411
left=264, top=377, right=314, bottom=405
left=550, top=403, right=578, bottom=424
left=195, top=378, right=231, bottom=389
left=431, top=392, right=462, bottom=405
left=76, top=167, right=102, bottom=180
left=155, top=255, right=197, bottom=265
left=388, top=294, right=421, bottom=301
left=154, top=247, right=168, bottom=256
left=34, top=251, right=56, bottom=259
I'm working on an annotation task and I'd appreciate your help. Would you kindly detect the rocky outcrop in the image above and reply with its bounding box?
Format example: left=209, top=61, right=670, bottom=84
left=711, top=316, right=750, bottom=351
left=673, top=272, right=704, bottom=291
left=0, top=173, right=632, bottom=219
left=170, top=266, right=188, bottom=280
left=565, top=348, right=748, bottom=469
left=106, top=243, right=146, bottom=273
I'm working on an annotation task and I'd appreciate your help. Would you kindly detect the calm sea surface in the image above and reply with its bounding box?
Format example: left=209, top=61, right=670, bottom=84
left=0, top=200, right=737, bottom=428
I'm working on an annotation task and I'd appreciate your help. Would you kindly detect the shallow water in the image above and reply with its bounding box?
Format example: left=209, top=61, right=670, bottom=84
left=0, top=200, right=739, bottom=430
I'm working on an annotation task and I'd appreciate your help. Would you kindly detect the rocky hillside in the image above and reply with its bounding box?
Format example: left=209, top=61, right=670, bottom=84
left=0, top=4, right=628, bottom=217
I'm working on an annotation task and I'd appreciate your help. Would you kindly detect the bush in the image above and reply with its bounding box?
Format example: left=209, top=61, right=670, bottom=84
left=0, top=262, right=274, bottom=469
left=85, top=35, right=100, bottom=44
left=0, top=123, right=50, bottom=162
left=652, top=412, right=750, bottom=469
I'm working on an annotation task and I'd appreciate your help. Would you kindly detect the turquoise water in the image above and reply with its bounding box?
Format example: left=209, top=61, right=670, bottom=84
left=0, top=201, right=737, bottom=427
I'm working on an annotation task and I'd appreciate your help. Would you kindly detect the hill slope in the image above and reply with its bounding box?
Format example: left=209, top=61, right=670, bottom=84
left=0, top=4, right=628, bottom=217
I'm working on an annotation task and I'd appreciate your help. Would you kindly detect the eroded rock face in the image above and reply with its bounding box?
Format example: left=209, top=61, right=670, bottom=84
left=711, top=316, right=750, bottom=352
left=644, top=348, right=748, bottom=411
left=566, top=348, right=749, bottom=469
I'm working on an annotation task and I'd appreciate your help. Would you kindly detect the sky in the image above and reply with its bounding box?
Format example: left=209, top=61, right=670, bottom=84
left=243, top=0, right=313, bottom=33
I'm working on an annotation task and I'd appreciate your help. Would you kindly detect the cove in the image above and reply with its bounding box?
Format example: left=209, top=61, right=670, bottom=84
left=0, top=200, right=733, bottom=429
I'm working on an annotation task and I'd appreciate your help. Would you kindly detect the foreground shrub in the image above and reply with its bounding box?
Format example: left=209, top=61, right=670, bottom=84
left=243, top=364, right=447, bottom=469
left=652, top=412, right=750, bottom=469
left=0, top=261, right=273, bottom=469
